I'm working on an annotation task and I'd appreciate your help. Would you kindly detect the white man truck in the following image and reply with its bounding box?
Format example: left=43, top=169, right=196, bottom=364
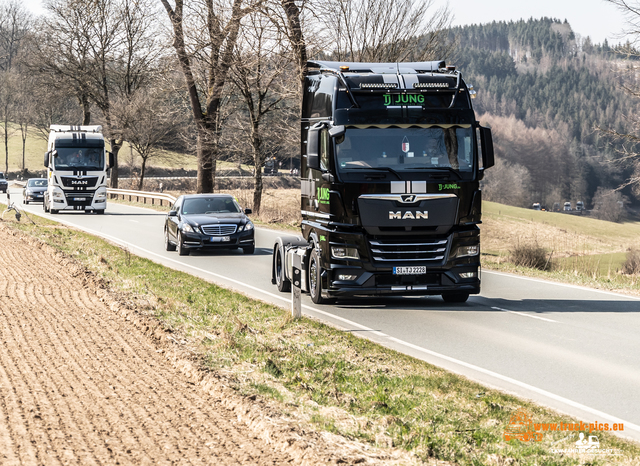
left=43, top=125, right=114, bottom=214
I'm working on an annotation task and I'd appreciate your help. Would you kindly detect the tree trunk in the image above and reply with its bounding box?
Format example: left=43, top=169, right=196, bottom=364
left=80, top=94, right=91, bottom=125
left=109, top=138, right=122, bottom=189
left=196, top=123, right=215, bottom=193
left=3, top=113, right=8, bottom=174
left=251, top=122, right=263, bottom=215
left=281, top=0, right=308, bottom=88
left=138, top=156, right=147, bottom=191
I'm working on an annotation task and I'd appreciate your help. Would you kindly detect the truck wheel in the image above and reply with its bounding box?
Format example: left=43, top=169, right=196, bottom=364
left=274, top=244, right=290, bottom=292
left=43, top=202, right=49, bottom=213
left=24, top=200, right=29, bottom=205
left=442, top=292, right=470, bottom=303
left=96, top=209, right=105, bottom=215
left=164, top=228, right=176, bottom=251
left=50, top=209, right=58, bottom=214
left=309, top=248, right=333, bottom=304
left=177, top=232, right=189, bottom=256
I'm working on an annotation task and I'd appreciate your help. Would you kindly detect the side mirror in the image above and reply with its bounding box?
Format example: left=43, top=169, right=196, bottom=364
left=44, top=151, right=50, bottom=168
left=479, top=126, right=494, bottom=169
left=108, top=151, right=115, bottom=169
left=168, top=210, right=177, bottom=217
left=244, top=208, right=252, bottom=215
left=328, top=125, right=345, bottom=138
left=306, top=126, right=320, bottom=170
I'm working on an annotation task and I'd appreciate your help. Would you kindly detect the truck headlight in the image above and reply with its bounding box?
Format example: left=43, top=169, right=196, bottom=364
left=53, top=191, right=64, bottom=199
left=331, top=246, right=359, bottom=260
left=455, top=245, right=478, bottom=258
left=95, top=192, right=107, bottom=199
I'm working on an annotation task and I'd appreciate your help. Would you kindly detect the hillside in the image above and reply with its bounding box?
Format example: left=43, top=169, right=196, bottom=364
left=447, top=18, right=640, bottom=210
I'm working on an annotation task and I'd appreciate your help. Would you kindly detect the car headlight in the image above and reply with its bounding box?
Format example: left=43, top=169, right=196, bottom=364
left=455, top=245, right=479, bottom=258
left=182, top=223, right=195, bottom=233
left=244, top=222, right=254, bottom=231
left=331, top=246, right=359, bottom=260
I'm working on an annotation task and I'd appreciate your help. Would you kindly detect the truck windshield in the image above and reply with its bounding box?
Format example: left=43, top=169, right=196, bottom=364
left=335, top=126, right=474, bottom=176
left=53, top=147, right=104, bottom=171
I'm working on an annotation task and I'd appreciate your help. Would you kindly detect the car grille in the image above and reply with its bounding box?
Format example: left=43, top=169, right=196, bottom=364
left=368, top=237, right=449, bottom=263
left=201, top=224, right=237, bottom=236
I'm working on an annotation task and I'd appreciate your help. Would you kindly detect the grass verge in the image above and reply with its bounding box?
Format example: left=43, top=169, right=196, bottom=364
left=1, top=203, right=639, bottom=465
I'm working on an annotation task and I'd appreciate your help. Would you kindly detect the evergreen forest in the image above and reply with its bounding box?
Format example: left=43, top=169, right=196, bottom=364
left=445, top=18, right=640, bottom=211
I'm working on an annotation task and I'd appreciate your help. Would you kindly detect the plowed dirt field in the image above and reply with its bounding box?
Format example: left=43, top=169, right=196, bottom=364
left=0, top=224, right=419, bottom=465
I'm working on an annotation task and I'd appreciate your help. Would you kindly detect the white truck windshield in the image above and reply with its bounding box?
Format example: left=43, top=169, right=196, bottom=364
left=53, top=147, right=104, bottom=171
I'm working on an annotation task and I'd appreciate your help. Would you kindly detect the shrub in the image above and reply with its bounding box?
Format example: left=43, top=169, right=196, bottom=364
left=510, top=243, right=551, bottom=270
left=622, top=248, right=640, bottom=275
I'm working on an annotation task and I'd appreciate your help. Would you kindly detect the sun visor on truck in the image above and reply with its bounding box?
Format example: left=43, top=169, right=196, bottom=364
left=55, top=138, right=105, bottom=148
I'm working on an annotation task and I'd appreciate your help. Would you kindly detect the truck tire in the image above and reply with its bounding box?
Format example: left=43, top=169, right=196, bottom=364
left=177, top=232, right=189, bottom=256
left=309, top=248, right=334, bottom=304
left=164, top=228, right=176, bottom=251
left=43, top=202, right=49, bottom=213
left=50, top=209, right=58, bottom=214
left=274, top=243, right=291, bottom=292
left=96, top=209, right=105, bottom=215
left=442, top=292, right=470, bottom=303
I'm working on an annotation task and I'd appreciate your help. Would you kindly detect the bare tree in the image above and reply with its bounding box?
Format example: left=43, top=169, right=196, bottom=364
left=0, top=0, right=31, bottom=173
left=315, top=0, right=453, bottom=63
left=229, top=11, right=295, bottom=214
left=592, top=187, right=627, bottom=222
left=160, top=0, right=257, bottom=193
left=33, top=0, right=161, bottom=187
left=113, top=88, right=181, bottom=190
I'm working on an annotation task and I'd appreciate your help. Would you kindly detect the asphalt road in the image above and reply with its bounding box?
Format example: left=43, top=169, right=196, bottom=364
left=5, top=188, right=640, bottom=443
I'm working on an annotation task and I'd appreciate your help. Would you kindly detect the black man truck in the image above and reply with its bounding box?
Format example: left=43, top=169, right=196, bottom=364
left=43, top=125, right=114, bottom=214
left=271, top=60, right=494, bottom=304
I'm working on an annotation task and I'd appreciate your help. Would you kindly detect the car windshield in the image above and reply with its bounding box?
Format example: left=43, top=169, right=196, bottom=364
left=27, top=179, right=47, bottom=187
left=53, top=147, right=104, bottom=170
left=182, top=197, right=241, bottom=215
left=335, top=126, right=474, bottom=174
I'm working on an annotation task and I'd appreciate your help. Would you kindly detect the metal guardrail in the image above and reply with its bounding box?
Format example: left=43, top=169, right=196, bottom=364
left=107, top=188, right=176, bottom=207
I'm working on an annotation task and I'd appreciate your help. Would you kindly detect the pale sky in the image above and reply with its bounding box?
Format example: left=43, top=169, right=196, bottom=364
left=20, top=0, right=632, bottom=45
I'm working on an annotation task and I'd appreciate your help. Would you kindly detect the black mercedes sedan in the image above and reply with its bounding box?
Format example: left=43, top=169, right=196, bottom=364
left=164, top=194, right=255, bottom=255
left=23, top=178, right=48, bottom=204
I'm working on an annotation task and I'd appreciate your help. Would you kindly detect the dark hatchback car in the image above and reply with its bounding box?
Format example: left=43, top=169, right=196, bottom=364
left=0, top=172, right=7, bottom=193
left=164, top=194, right=255, bottom=256
left=23, top=178, right=48, bottom=204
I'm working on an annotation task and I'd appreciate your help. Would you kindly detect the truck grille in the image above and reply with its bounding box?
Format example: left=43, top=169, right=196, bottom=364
left=201, top=224, right=237, bottom=236
left=60, top=176, right=98, bottom=189
left=368, top=238, right=449, bottom=263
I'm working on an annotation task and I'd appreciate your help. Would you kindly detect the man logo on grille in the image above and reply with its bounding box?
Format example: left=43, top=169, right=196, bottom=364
left=401, top=194, right=416, bottom=203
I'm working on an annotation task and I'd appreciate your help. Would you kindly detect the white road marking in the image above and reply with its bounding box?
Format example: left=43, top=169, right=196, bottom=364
left=21, top=208, right=640, bottom=437
left=491, top=306, right=559, bottom=323
left=485, top=270, right=640, bottom=301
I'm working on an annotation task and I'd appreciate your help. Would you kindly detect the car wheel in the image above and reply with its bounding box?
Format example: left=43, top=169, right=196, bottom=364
left=308, top=247, right=333, bottom=304
left=274, top=243, right=290, bottom=292
left=243, top=244, right=255, bottom=255
left=177, top=231, right=189, bottom=256
left=165, top=228, right=176, bottom=251
left=442, top=292, right=470, bottom=303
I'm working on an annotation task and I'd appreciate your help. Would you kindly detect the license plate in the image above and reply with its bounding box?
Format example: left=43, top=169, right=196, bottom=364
left=211, top=236, right=230, bottom=242
left=393, top=266, right=426, bottom=275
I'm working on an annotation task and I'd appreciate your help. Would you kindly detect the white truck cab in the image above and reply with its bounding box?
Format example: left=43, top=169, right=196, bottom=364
left=43, top=125, right=114, bottom=214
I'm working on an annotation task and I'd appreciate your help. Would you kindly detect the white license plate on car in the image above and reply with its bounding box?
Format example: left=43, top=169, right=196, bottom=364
left=211, top=236, right=230, bottom=242
left=393, top=266, right=426, bottom=275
